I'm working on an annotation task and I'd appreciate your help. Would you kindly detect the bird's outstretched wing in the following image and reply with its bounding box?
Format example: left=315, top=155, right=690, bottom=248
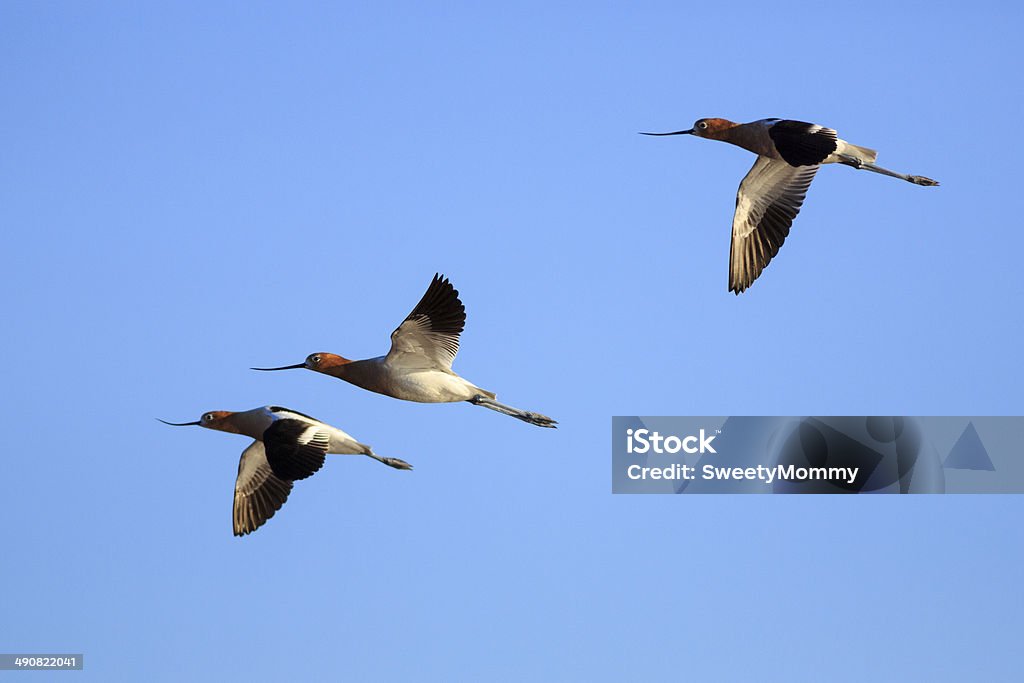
left=385, top=274, right=466, bottom=370
left=729, top=156, right=818, bottom=293
left=262, top=419, right=329, bottom=481
left=234, top=440, right=293, bottom=537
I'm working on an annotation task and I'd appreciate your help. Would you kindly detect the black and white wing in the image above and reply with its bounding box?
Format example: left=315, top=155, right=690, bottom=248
left=385, top=273, right=466, bottom=370
left=234, top=440, right=293, bottom=537
left=729, top=156, right=818, bottom=293
left=262, top=419, right=330, bottom=482
left=767, top=120, right=838, bottom=167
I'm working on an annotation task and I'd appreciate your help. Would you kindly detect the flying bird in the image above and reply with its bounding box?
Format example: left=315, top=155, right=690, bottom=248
left=253, top=274, right=557, bottom=428
left=159, top=405, right=411, bottom=536
left=642, top=118, right=939, bottom=293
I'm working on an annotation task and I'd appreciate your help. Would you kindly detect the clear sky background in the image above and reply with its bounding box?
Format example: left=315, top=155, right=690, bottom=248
left=3, top=2, right=1022, bottom=680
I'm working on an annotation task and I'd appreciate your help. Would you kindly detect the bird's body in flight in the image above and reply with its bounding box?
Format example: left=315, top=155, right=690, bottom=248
left=643, top=118, right=939, bottom=293
left=160, top=405, right=410, bottom=536
left=254, top=274, right=557, bottom=427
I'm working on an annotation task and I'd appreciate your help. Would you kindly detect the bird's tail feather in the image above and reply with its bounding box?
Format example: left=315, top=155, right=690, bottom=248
left=842, top=142, right=878, bottom=163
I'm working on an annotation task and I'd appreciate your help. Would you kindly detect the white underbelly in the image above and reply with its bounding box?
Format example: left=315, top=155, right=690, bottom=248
left=389, top=370, right=478, bottom=403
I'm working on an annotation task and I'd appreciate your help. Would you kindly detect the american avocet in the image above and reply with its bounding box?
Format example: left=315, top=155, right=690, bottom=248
left=253, top=274, right=557, bottom=428
left=642, top=118, right=939, bottom=293
left=159, top=405, right=411, bottom=536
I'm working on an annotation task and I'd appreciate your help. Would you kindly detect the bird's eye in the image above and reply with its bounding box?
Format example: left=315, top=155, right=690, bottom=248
left=697, top=121, right=709, bottom=130
left=311, top=355, right=321, bottom=364
left=203, top=413, right=213, bottom=421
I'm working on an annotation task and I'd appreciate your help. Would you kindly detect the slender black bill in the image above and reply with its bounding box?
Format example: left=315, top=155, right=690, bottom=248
left=251, top=363, right=306, bottom=371
left=639, top=129, right=694, bottom=136
left=157, top=419, right=201, bottom=426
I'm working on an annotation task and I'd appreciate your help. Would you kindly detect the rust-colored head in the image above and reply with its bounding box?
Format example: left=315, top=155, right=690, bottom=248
left=690, top=118, right=738, bottom=139
left=159, top=410, right=240, bottom=433
left=304, top=352, right=351, bottom=374
left=641, top=117, right=738, bottom=140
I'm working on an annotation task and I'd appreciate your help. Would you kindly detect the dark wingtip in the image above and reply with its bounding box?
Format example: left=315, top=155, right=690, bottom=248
left=429, top=272, right=452, bottom=290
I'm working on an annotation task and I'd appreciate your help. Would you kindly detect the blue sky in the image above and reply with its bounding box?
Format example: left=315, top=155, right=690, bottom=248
left=2, top=1, right=1022, bottom=680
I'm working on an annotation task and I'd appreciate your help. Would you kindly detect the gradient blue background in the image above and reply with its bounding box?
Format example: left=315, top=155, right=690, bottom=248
left=3, top=2, right=1022, bottom=680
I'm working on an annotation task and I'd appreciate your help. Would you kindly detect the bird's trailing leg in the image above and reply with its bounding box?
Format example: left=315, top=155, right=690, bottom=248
left=361, top=447, right=413, bottom=470
left=469, top=395, right=558, bottom=428
left=838, top=154, right=939, bottom=186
